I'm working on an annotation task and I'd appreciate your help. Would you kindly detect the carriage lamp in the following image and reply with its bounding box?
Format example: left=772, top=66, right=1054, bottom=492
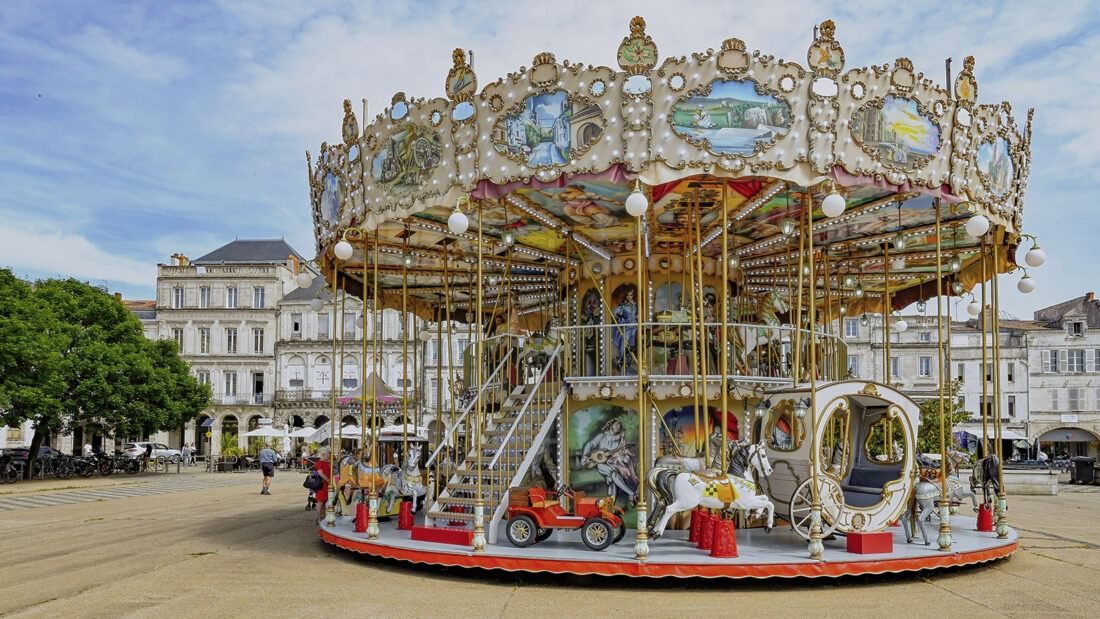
left=501, top=230, right=516, bottom=247
left=779, top=217, right=797, bottom=236
left=892, top=233, right=907, bottom=251
left=821, top=185, right=846, bottom=218
left=448, top=195, right=471, bottom=234
left=625, top=179, right=649, bottom=217
left=1017, top=272, right=1035, bottom=294
left=842, top=273, right=855, bottom=288
left=916, top=300, right=927, bottom=314
left=794, top=399, right=809, bottom=420
left=801, top=264, right=811, bottom=277
left=859, top=314, right=869, bottom=327
left=754, top=400, right=769, bottom=419
left=839, top=303, right=848, bottom=315
left=853, top=283, right=864, bottom=298
left=951, top=281, right=965, bottom=295
left=948, top=256, right=962, bottom=273
left=728, top=254, right=740, bottom=270
left=965, top=213, right=990, bottom=237
left=402, top=252, right=416, bottom=268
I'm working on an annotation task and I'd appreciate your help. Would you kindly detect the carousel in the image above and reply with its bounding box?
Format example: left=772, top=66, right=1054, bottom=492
left=300, top=17, right=1033, bottom=579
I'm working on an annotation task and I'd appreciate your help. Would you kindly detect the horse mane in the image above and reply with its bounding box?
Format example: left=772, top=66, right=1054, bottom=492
left=727, top=442, right=750, bottom=478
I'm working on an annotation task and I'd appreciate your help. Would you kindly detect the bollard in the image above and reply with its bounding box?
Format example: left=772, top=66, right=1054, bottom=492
left=397, top=500, right=414, bottom=530
left=976, top=503, right=994, bottom=532
left=710, top=518, right=738, bottom=558
left=697, top=512, right=716, bottom=551
left=688, top=509, right=704, bottom=543
left=354, top=499, right=369, bottom=533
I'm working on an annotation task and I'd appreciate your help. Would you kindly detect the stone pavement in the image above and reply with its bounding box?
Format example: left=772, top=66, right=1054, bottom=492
left=0, top=467, right=1096, bottom=618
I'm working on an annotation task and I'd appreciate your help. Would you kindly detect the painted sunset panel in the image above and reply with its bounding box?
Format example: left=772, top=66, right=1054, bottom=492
left=671, top=79, right=791, bottom=156
left=851, top=96, right=940, bottom=171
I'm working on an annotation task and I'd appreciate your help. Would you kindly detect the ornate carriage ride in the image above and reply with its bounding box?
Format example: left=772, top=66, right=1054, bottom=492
left=301, top=17, right=1032, bottom=578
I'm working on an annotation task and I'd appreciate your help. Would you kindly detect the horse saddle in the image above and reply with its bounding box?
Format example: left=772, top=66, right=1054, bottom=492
left=702, top=478, right=739, bottom=504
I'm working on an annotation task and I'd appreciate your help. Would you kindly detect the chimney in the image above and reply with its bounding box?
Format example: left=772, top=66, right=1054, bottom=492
left=1087, top=292, right=1095, bottom=302
left=114, top=292, right=122, bottom=301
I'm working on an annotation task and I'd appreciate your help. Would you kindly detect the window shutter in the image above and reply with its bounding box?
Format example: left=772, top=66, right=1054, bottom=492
left=1087, top=348, right=1096, bottom=372
left=1041, top=350, right=1051, bottom=373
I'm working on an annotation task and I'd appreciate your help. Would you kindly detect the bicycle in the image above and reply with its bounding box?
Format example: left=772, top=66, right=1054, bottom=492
left=147, top=456, right=169, bottom=474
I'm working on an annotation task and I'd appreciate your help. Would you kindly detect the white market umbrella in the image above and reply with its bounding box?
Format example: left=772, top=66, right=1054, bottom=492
left=242, top=426, right=283, bottom=438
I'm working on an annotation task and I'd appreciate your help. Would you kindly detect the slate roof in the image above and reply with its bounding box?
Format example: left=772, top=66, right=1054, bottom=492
left=192, top=239, right=304, bottom=265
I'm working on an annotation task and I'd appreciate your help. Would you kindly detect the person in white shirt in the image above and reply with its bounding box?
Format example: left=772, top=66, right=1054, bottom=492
left=83, top=443, right=93, bottom=457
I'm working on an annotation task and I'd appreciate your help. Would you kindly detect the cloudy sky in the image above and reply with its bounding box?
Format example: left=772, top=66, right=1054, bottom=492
left=1, top=0, right=1095, bottom=319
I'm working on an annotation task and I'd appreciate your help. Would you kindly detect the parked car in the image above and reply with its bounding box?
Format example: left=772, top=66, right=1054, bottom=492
left=122, top=442, right=182, bottom=463
left=7, top=445, right=65, bottom=467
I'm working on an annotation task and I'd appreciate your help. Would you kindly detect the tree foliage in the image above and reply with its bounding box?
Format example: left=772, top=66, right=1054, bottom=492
left=915, top=379, right=971, bottom=454
left=0, top=273, right=211, bottom=470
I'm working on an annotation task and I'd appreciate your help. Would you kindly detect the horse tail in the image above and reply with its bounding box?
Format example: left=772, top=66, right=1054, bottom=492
left=646, top=467, right=677, bottom=531
left=985, top=454, right=1001, bottom=493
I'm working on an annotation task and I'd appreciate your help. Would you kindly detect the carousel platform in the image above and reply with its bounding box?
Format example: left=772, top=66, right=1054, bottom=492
left=317, top=514, right=1018, bottom=580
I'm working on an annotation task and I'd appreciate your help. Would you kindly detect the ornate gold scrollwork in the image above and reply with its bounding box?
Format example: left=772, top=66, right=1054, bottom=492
left=859, top=383, right=880, bottom=397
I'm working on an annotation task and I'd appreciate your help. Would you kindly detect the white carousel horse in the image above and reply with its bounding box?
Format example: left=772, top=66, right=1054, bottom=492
left=646, top=441, right=775, bottom=539
left=901, top=475, right=980, bottom=545
left=383, top=444, right=432, bottom=513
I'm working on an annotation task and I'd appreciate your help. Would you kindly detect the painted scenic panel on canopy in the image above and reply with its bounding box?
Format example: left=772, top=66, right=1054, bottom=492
left=671, top=79, right=791, bottom=156
left=492, top=91, right=604, bottom=168
left=977, top=137, right=1014, bottom=197
left=851, top=96, right=940, bottom=172
left=513, top=180, right=638, bottom=252
left=370, top=124, right=443, bottom=193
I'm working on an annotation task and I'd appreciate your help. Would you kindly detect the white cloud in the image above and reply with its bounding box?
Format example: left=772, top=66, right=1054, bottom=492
left=0, top=220, right=156, bottom=287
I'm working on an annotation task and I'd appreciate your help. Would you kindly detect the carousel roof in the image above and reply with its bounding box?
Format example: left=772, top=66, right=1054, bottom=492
left=306, top=17, right=1032, bottom=322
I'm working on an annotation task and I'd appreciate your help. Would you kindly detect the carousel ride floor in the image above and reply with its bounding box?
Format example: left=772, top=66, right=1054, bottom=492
left=317, top=511, right=1018, bottom=580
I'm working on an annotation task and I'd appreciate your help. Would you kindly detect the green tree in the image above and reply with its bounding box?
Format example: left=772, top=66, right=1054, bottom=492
left=0, top=275, right=211, bottom=475
left=915, top=379, right=972, bottom=454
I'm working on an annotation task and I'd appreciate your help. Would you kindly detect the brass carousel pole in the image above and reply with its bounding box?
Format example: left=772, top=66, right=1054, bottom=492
left=693, top=192, right=711, bottom=462
left=325, top=263, right=339, bottom=527
left=992, top=244, right=1010, bottom=538
left=935, top=201, right=953, bottom=550
left=401, top=230, right=410, bottom=458
left=883, top=243, right=891, bottom=384
left=633, top=182, right=650, bottom=562
left=472, top=198, right=487, bottom=553
left=720, top=183, right=730, bottom=470
left=979, top=235, right=990, bottom=508
left=805, top=189, right=824, bottom=560
left=367, top=230, right=382, bottom=539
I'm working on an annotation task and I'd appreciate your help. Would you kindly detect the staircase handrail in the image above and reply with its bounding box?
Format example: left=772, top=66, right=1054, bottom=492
left=485, top=343, right=563, bottom=472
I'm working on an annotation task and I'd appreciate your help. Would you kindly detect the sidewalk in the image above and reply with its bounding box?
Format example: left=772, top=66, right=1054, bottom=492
left=0, top=474, right=1096, bottom=618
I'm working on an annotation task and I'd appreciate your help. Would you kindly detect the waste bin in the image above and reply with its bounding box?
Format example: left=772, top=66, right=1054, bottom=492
left=1070, top=456, right=1096, bottom=484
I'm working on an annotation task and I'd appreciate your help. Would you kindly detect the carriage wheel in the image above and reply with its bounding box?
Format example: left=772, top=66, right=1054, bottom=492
left=788, top=476, right=844, bottom=540
left=505, top=515, right=537, bottom=547
left=581, top=517, right=614, bottom=551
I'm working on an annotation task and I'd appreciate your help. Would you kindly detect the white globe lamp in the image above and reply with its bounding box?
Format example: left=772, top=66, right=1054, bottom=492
left=310, top=298, right=325, bottom=312
left=448, top=207, right=469, bottom=234
left=1024, top=245, right=1046, bottom=267
left=894, top=318, right=908, bottom=332
left=625, top=188, right=649, bottom=217
left=334, top=240, right=353, bottom=260
left=295, top=271, right=314, bottom=289
left=967, top=300, right=981, bottom=316
left=965, top=214, right=990, bottom=237
left=821, top=190, right=846, bottom=218
left=1017, top=274, right=1035, bottom=294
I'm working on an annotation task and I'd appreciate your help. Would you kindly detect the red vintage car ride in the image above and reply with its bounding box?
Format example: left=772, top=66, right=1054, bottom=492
left=505, top=486, right=626, bottom=551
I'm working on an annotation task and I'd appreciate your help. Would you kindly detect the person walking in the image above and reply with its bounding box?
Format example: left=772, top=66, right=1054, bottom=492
left=181, top=443, right=191, bottom=467
left=259, top=444, right=278, bottom=495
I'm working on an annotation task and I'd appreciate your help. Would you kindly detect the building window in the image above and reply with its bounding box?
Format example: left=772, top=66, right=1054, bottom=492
left=890, top=356, right=900, bottom=380
left=1050, top=389, right=1059, bottom=411
left=343, top=314, right=356, bottom=339
left=843, top=319, right=859, bottom=338
left=1068, top=387, right=1083, bottom=410
left=318, top=313, right=330, bottom=339
left=1007, top=395, right=1016, bottom=417
left=1068, top=349, right=1085, bottom=373
left=171, top=328, right=184, bottom=350
left=252, top=328, right=264, bottom=354
left=918, top=356, right=932, bottom=377
left=226, top=328, right=238, bottom=354
left=979, top=396, right=993, bottom=420
left=172, top=287, right=184, bottom=309
left=1068, top=321, right=1084, bottom=336
left=224, top=372, right=238, bottom=397
left=918, top=331, right=931, bottom=343
left=226, top=286, right=238, bottom=309
left=199, top=286, right=211, bottom=309
left=253, top=286, right=265, bottom=309
left=1043, top=350, right=1060, bottom=373
left=1006, top=362, right=1014, bottom=382
left=195, top=370, right=210, bottom=386
left=291, top=313, right=302, bottom=337
left=6, top=426, right=23, bottom=441
left=199, top=328, right=210, bottom=354
left=846, top=354, right=859, bottom=378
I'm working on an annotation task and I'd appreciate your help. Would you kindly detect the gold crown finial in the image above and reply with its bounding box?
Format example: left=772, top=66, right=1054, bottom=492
left=820, top=20, right=836, bottom=39
left=533, top=52, right=556, bottom=66
left=963, top=55, right=975, bottom=72
left=452, top=48, right=466, bottom=67
left=721, top=38, right=746, bottom=52
left=343, top=99, right=352, bottom=114
left=629, top=16, right=646, bottom=36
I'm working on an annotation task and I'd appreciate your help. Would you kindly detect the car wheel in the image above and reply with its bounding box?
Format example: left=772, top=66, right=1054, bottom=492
left=505, top=515, right=538, bottom=547
left=581, top=517, right=614, bottom=551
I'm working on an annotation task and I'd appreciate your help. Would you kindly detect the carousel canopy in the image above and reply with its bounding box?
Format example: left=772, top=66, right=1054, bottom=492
left=307, top=17, right=1032, bottom=324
